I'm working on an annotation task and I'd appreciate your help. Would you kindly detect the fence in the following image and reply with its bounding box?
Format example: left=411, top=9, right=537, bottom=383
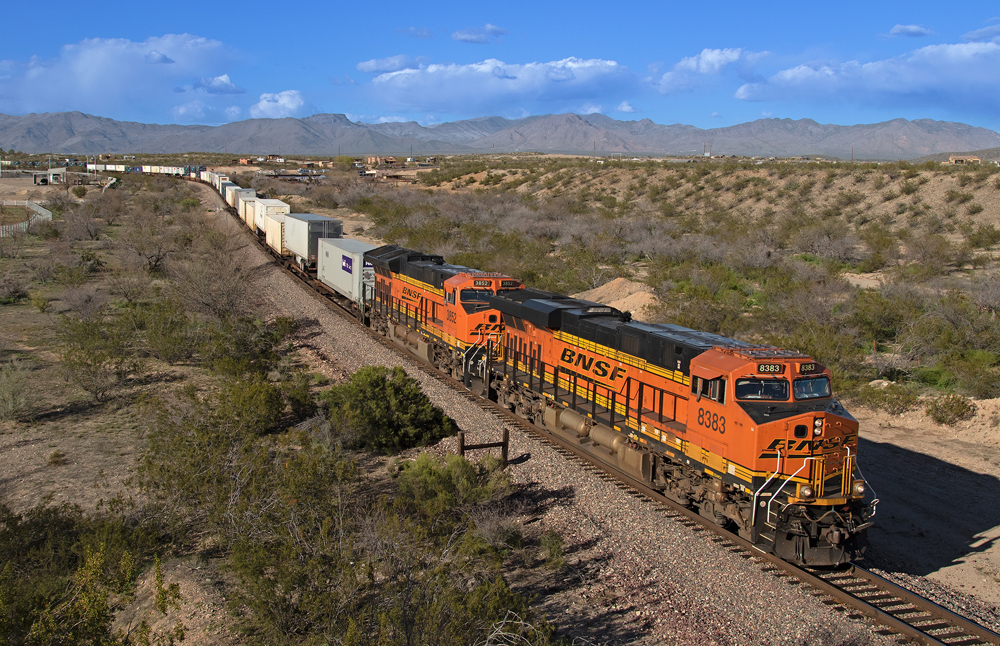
left=0, top=200, right=52, bottom=237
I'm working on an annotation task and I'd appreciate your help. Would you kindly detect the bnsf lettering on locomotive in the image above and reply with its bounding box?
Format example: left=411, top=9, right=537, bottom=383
left=559, top=348, right=627, bottom=381
left=472, top=323, right=502, bottom=332
left=402, top=286, right=421, bottom=300
left=760, top=435, right=856, bottom=455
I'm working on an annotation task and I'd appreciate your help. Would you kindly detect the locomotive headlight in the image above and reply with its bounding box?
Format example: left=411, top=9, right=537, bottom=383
left=852, top=480, right=866, bottom=496
left=798, top=485, right=815, bottom=499
left=813, top=418, right=823, bottom=436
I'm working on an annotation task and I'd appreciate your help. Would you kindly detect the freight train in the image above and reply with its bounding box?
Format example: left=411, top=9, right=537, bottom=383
left=192, top=167, right=876, bottom=566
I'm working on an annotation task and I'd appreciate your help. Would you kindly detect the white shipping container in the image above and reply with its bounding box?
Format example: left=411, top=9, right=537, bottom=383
left=114, top=165, right=126, bottom=172
left=283, top=214, right=343, bottom=268
left=219, top=182, right=237, bottom=206
left=317, top=238, right=376, bottom=305
left=265, top=214, right=287, bottom=255
left=224, top=185, right=239, bottom=207
left=255, top=198, right=289, bottom=217
left=87, top=164, right=97, bottom=171
left=234, top=188, right=255, bottom=217
left=142, top=166, right=153, bottom=173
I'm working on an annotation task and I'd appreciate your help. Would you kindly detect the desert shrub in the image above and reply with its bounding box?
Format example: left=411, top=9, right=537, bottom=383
left=0, top=274, right=28, bottom=304
left=947, top=352, right=1000, bottom=399
left=140, top=299, right=203, bottom=365
left=0, top=359, right=31, bottom=420
left=898, top=180, right=918, bottom=195
left=322, top=366, right=456, bottom=454
left=925, top=394, right=976, bottom=426
left=201, top=317, right=284, bottom=378
left=540, top=529, right=566, bottom=570
left=852, top=383, right=918, bottom=415
left=0, top=502, right=172, bottom=646
left=28, top=291, right=50, bottom=313
left=395, top=453, right=511, bottom=526
left=56, top=311, right=145, bottom=402
left=71, top=186, right=87, bottom=198
left=964, top=223, right=1000, bottom=249
left=945, top=190, right=973, bottom=204
left=967, top=203, right=984, bottom=215
left=281, top=371, right=317, bottom=420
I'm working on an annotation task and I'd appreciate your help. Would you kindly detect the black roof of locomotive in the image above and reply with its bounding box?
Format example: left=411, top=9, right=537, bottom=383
left=489, top=289, right=753, bottom=372
left=366, top=244, right=496, bottom=290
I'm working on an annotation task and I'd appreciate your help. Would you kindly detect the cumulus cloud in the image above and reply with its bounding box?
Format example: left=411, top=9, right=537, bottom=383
left=656, top=48, right=766, bottom=94
left=735, top=41, right=1000, bottom=112
left=962, top=24, right=1000, bottom=42
left=145, top=50, right=174, bottom=64
left=616, top=101, right=637, bottom=112
left=250, top=90, right=306, bottom=119
left=452, top=24, right=508, bottom=44
left=888, top=24, right=934, bottom=38
left=357, top=55, right=420, bottom=73
left=369, top=57, right=634, bottom=115
left=0, top=34, right=237, bottom=122
left=194, top=74, right=245, bottom=94
left=580, top=103, right=603, bottom=114
left=397, top=27, right=432, bottom=39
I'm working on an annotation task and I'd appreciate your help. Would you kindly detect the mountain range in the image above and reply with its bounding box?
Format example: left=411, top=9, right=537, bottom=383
left=2, top=111, right=999, bottom=160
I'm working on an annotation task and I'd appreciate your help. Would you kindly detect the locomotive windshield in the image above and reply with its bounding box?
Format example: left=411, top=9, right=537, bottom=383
left=460, top=289, right=493, bottom=302
left=735, top=378, right=789, bottom=401
left=793, top=376, right=832, bottom=400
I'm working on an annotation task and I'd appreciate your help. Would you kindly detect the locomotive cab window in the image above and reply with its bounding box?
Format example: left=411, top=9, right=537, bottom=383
left=447, top=290, right=456, bottom=304
left=460, top=289, right=492, bottom=302
left=793, top=376, right=831, bottom=400
left=692, top=376, right=726, bottom=404
left=735, top=378, right=789, bottom=401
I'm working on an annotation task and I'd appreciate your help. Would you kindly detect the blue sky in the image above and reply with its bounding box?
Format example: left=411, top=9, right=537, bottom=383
left=1, top=1, right=998, bottom=131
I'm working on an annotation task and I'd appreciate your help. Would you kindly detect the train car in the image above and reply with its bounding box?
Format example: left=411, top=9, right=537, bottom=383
left=365, top=245, right=523, bottom=387
left=264, top=213, right=287, bottom=255
left=486, top=289, right=874, bottom=565
left=317, top=238, right=377, bottom=319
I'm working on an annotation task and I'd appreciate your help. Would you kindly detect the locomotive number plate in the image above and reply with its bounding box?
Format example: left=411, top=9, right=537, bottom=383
left=473, top=279, right=491, bottom=287
left=799, top=363, right=818, bottom=374
left=757, top=363, right=785, bottom=374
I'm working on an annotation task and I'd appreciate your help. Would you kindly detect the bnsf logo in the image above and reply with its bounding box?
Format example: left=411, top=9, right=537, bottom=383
left=401, top=286, right=421, bottom=300
left=560, top=348, right=627, bottom=381
left=473, top=323, right=502, bottom=332
left=758, top=435, right=856, bottom=457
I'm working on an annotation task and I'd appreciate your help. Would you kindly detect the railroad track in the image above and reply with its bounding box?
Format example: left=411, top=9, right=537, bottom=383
left=221, top=195, right=1000, bottom=646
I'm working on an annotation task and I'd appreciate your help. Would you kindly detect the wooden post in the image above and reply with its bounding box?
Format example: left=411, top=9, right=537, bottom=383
left=501, top=427, right=509, bottom=465
left=458, top=431, right=465, bottom=457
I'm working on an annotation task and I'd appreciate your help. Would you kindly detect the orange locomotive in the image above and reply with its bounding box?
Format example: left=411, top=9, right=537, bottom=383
left=486, top=288, right=874, bottom=566
left=366, top=245, right=522, bottom=386
left=363, top=244, right=874, bottom=566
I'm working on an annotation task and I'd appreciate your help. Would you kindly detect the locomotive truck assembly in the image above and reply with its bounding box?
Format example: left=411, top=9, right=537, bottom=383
left=194, top=167, right=877, bottom=567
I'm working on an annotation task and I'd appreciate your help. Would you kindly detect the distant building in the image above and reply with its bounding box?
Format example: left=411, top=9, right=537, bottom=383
left=943, top=155, right=981, bottom=165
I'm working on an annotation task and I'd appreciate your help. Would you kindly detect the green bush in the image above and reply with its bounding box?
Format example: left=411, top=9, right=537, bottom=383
left=853, top=383, right=918, bottom=415
left=540, top=529, right=566, bottom=570
left=0, top=360, right=31, bottom=420
left=281, top=371, right=317, bottom=420
left=140, top=299, right=203, bottom=365
left=0, top=274, right=28, bottom=304
left=925, top=394, right=976, bottom=426
left=71, top=186, right=87, bottom=199
left=323, top=366, right=456, bottom=454
left=201, top=317, right=283, bottom=378
left=57, top=312, right=145, bottom=402
left=395, top=453, right=510, bottom=523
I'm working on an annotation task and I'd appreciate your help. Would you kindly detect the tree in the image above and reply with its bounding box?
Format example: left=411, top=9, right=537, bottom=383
left=57, top=311, right=144, bottom=402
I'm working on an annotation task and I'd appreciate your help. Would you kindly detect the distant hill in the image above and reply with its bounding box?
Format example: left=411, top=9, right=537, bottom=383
left=1, top=111, right=999, bottom=160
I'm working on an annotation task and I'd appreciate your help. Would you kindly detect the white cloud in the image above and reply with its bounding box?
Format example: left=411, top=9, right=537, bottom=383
left=369, top=57, right=634, bottom=115
left=656, top=48, right=766, bottom=94
left=580, top=103, right=603, bottom=114
left=357, top=55, right=420, bottom=73
left=735, top=41, right=1000, bottom=112
left=0, top=34, right=237, bottom=121
left=452, top=24, right=508, bottom=44
left=709, top=111, right=721, bottom=118
left=888, top=24, right=934, bottom=38
left=194, top=73, right=245, bottom=94
left=250, top=90, right=306, bottom=119
left=616, top=101, right=637, bottom=113
left=397, top=27, right=433, bottom=39
left=145, top=50, right=174, bottom=64
left=962, top=24, right=1000, bottom=42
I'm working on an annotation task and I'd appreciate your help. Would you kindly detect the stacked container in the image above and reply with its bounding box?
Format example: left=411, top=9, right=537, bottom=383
left=254, top=199, right=289, bottom=233
left=265, top=214, right=287, bottom=255
left=284, top=214, right=343, bottom=270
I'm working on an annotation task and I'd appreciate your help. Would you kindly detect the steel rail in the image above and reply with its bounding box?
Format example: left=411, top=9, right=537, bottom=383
left=206, top=179, right=1000, bottom=646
